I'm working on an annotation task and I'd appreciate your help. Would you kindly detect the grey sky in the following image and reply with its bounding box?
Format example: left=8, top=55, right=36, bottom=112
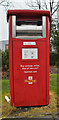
left=0, top=0, right=28, bottom=41
left=0, top=0, right=58, bottom=41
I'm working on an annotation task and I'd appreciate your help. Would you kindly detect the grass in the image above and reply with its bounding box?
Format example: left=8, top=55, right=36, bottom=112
left=49, top=74, right=57, bottom=94
left=2, top=80, right=16, bottom=118
left=2, top=79, right=10, bottom=95
left=2, top=74, right=58, bottom=118
left=2, top=80, right=10, bottom=95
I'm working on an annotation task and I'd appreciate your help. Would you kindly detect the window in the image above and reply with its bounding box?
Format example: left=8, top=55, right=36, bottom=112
left=5, top=44, right=9, bottom=50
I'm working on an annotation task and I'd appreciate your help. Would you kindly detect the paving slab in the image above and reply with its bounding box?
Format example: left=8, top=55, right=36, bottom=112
left=1, top=115, right=59, bottom=120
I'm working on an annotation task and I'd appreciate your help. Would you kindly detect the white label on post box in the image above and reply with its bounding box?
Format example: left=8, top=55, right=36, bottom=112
left=23, top=42, right=36, bottom=45
left=22, top=48, right=38, bottom=59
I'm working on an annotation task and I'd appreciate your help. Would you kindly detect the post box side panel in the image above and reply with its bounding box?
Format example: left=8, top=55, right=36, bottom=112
left=12, top=40, right=47, bottom=107
left=46, top=17, right=49, bottom=104
left=9, top=16, right=14, bottom=106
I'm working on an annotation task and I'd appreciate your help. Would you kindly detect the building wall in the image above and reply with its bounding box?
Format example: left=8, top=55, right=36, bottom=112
left=0, top=40, right=9, bottom=51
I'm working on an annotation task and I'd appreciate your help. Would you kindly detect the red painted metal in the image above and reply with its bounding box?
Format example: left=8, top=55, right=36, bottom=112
left=9, top=16, right=14, bottom=106
left=7, top=10, right=50, bottom=107
left=46, top=17, right=49, bottom=104
left=7, top=10, right=51, bottom=21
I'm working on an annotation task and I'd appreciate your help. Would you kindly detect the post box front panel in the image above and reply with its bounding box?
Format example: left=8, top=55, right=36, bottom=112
left=13, top=39, right=47, bottom=107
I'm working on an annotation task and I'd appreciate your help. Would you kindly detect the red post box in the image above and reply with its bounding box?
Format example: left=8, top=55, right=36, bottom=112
left=7, top=10, right=51, bottom=107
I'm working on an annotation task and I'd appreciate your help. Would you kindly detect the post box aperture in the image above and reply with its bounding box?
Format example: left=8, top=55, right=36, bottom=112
left=12, top=16, right=46, bottom=39
left=7, top=10, right=50, bottom=107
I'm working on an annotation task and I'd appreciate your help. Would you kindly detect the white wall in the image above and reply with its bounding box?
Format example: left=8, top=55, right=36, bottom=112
left=0, top=6, right=8, bottom=41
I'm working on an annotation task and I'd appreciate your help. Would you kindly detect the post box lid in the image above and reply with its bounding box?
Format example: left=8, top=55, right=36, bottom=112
left=7, top=10, right=51, bottom=22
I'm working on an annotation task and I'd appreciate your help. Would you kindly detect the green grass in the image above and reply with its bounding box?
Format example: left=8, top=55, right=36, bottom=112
left=2, top=79, right=10, bottom=95
left=2, top=80, right=15, bottom=118
left=50, top=74, right=58, bottom=94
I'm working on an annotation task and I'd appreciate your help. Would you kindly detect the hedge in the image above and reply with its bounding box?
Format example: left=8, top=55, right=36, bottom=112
left=50, top=52, right=59, bottom=65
